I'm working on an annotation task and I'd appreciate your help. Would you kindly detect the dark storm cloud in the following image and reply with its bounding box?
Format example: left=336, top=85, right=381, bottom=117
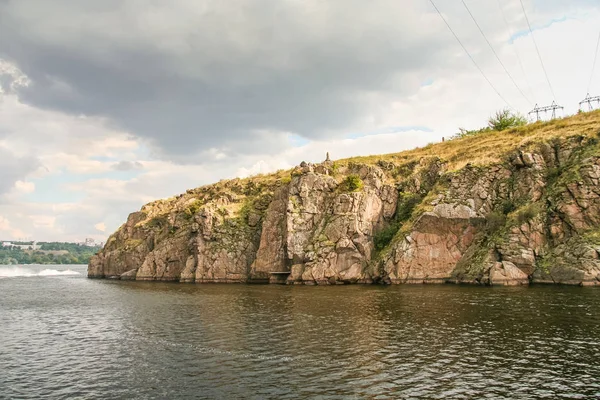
left=0, top=0, right=451, bottom=159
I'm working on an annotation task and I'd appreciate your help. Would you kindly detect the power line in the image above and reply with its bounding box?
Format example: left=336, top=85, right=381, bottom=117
left=428, top=0, right=514, bottom=110
left=496, top=0, right=535, bottom=102
left=519, top=0, right=556, bottom=101
left=587, top=29, right=600, bottom=94
left=460, top=0, right=532, bottom=107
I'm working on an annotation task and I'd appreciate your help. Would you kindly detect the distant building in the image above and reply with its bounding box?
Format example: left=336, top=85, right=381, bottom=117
left=2, top=241, right=39, bottom=250
left=84, top=238, right=96, bottom=247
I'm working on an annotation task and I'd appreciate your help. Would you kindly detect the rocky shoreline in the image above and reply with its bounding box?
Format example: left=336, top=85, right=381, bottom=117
left=89, top=113, right=600, bottom=286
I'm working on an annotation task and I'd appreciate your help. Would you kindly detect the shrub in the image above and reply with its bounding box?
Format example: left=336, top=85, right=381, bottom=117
left=147, top=216, right=167, bottom=229
left=331, top=161, right=340, bottom=175
left=397, top=193, right=422, bottom=222
left=546, top=167, right=562, bottom=184
left=501, top=199, right=516, bottom=215
left=238, top=201, right=252, bottom=223
left=184, top=200, right=203, bottom=218
left=488, top=109, right=527, bottom=131
left=515, top=204, right=541, bottom=225
left=374, top=223, right=399, bottom=251
left=341, top=174, right=363, bottom=192
left=485, top=211, right=506, bottom=234
left=373, top=193, right=422, bottom=252
left=453, top=126, right=491, bottom=139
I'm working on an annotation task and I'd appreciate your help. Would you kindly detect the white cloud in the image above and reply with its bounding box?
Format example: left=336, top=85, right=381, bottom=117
left=0, top=215, right=28, bottom=240
left=237, top=160, right=286, bottom=179
left=0, top=59, right=30, bottom=93
left=0, top=216, right=10, bottom=231
left=14, top=180, right=35, bottom=194
left=94, top=222, right=106, bottom=233
left=31, top=215, right=55, bottom=229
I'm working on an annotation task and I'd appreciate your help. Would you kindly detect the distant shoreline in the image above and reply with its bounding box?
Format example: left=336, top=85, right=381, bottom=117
left=0, top=263, right=89, bottom=266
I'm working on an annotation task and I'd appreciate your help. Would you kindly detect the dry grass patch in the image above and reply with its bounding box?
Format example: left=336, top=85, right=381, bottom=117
left=341, top=110, right=600, bottom=171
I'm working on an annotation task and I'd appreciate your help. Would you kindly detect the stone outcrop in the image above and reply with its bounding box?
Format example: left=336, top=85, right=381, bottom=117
left=384, top=204, right=483, bottom=284
left=89, top=114, right=600, bottom=286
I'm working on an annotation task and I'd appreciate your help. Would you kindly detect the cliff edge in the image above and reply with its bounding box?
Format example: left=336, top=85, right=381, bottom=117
left=89, top=111, right=600, bottom=286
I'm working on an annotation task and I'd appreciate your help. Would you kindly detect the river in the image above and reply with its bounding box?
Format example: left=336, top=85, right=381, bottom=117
left=1, top=264, right=599, bottom=399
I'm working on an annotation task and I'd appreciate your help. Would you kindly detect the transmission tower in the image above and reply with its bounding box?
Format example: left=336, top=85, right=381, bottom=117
left=579, top=94, right=600, bottom=112
left=528, top=101, right=564, bottom=121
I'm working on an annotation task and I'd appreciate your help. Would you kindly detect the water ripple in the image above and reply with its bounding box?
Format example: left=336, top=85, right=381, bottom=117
left=1, top=267, right=600, bottom=399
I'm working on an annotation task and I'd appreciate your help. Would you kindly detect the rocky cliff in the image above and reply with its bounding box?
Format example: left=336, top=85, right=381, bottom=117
left=89, top=111, right=600, bottom=286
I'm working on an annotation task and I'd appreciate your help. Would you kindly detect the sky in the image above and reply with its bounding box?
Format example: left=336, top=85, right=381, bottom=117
left=0, top=0, right=599, bottom=242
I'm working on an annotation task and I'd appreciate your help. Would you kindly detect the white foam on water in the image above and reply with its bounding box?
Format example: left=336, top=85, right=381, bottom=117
left=37, top=269, right=81, bottom=276
left=0, top=266, right=81, bottom=278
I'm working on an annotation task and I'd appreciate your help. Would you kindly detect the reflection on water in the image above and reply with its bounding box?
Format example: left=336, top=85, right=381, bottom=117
left=1, top=265, right=600, bottom=399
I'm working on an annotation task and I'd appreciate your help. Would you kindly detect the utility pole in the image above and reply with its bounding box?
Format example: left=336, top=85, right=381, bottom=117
left=528, top=101, right=564, bottom=121
left=579, top=93, right=600, bottom=112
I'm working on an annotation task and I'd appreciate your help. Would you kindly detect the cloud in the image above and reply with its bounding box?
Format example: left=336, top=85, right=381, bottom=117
left=111, top=161, right=143, bottom=171
left=0, top=146, right=39, bottom=197
left=0, top=215, right=27, bottom=240
left=1, top=0, right=591, bottom=161
left=0, top=216, right=9, bottom=231
left=0, top=0, right=456, bottom=159
left=31, top=215, right=55, bottom=229
left=94, top=222, right=106, bottom=233
left=0, top=59, right=30, bottom=94
left=14, top=180, right=35, bottom=194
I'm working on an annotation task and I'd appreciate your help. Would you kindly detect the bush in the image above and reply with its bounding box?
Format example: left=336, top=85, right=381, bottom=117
left=452, top=109, right=527, bottom=140
left=397, top=193, right=422, bottom=222
left=373, top=193, right=422, bottom=251
left=341, top=174, right=363, bottom=192
left=501, top=199, right=516, bottom=215
left=184, top=200, right=203, bottom=218
left=488, top=109, right=527, bottom=131
left=238, top=201, right=252, bottom=224
left=485, top=212, right=506, bottom=233
left=453, top=126, right=491, bottom=139
left=147, top=216, right=167, bottom=229
left=374, top=223, right=399, bottom=251
left=331, top=161, right=340, bottom=175
left=515, top=204, right=541, bottom=225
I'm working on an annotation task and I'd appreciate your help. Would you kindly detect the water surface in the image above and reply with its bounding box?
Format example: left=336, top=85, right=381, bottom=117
left=1, top=264, right=599, bottom=399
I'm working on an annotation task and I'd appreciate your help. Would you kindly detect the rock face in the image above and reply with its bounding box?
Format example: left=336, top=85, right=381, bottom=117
left=89, top=123, right=600, bottom=286
left=385, top=204, right=483, bottom=284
